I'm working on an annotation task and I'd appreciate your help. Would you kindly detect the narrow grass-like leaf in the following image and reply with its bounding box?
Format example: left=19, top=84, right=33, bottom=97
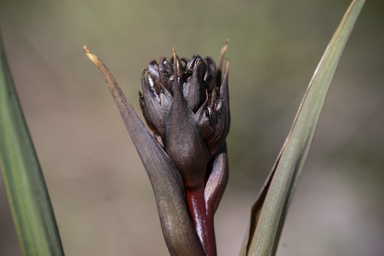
left=0, top=36, right=64, bottom=255
left=245, top=0, right=365, bottom=255
left=84, top=46, right=205, bottom=256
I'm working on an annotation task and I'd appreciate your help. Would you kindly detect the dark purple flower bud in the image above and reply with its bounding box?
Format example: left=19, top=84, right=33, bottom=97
left=184, top=66, right=206, bottom=112
left=139, top=68, right=172, bottom=136
left=159, top=57, right=173, bottom=92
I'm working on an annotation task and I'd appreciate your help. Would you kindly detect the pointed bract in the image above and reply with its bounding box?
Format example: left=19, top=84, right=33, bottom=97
left=183, top=61, right=206, bottom=113
left=204, top=143, right=229, bottom=215
left=84, top=46, right=205, bottom=256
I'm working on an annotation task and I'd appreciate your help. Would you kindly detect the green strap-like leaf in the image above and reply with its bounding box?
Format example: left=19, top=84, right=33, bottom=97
left=0, top=36, right=64, bottom=256
left=245, top=0, right=365, bottom=255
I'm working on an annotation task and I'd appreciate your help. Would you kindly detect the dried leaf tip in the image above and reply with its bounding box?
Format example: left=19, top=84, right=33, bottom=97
left=172, top=46, right=177, bottom=70
left=225, top=58, right=230, bottom=72
left=172, top=46, right=179, bottom=90
left=219, top=39, right=229, bottom=72
left=83, top=45, right=100, bottom=67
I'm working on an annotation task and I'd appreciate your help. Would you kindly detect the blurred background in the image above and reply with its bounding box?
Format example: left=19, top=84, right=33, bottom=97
left=0, top=0, right=383, bottom=255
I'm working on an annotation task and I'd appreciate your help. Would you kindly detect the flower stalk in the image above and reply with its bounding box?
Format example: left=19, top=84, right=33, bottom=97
left=85, top=41, right=230, bottom=256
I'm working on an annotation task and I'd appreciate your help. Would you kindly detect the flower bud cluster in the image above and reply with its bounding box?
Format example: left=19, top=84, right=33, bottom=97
left=140, top=53, right=229, bottom=188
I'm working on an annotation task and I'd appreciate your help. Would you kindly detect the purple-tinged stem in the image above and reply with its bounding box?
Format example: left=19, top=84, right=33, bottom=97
left=186, top=187, right=216, bottom=256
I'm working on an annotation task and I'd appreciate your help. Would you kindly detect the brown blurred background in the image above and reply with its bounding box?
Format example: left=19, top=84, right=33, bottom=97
left=0, top=0, right=383, bottom=255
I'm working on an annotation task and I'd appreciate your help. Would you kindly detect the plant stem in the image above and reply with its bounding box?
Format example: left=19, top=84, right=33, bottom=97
left=186, top=187, right=216, bottom=256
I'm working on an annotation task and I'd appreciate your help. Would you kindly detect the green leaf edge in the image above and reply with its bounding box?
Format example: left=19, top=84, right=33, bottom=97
left=246, top=0, right=366, bottom=255
left=0, top=34, right=64, bottom=256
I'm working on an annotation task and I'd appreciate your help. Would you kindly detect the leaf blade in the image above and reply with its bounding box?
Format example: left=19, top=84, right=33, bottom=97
left=246, top=0, right=366, bottom=255
left=0, top=36, right=64, bottom=255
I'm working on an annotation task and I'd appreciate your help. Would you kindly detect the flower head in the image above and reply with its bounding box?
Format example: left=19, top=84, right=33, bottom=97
left=139, top=49, right=230, bottom=185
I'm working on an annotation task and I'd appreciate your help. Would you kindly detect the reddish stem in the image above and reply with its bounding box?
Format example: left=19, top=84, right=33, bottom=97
left=185, top=187, right=217, bottom=256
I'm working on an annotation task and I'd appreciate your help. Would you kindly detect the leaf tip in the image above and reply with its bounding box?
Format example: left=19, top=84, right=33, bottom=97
left=219, top=39, right=229, bottom=71
left=84, top=45, right=100, bottom=68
